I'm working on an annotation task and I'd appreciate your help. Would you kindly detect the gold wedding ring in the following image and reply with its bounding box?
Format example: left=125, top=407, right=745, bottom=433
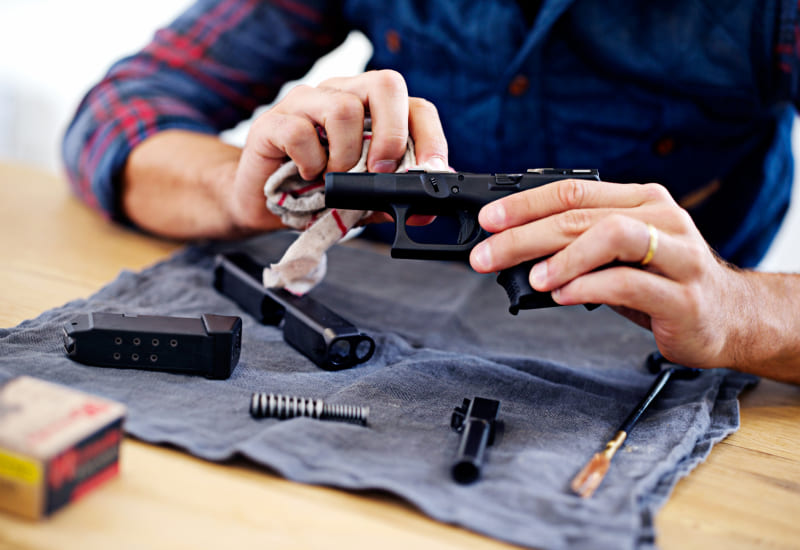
left=640, top=223, right=658, bottom=267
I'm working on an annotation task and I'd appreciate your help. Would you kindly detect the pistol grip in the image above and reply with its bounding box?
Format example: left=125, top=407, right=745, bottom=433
left=496, top=261, right=601, bottom=314
left=496, top=261, right=559, bottom=314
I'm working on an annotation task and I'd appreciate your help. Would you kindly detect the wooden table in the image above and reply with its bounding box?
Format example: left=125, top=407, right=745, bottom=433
left=1, top=162, right=799, bottom=549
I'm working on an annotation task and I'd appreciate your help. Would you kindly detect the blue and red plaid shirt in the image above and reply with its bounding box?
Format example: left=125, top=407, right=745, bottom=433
left=63, top=0, right=800, bottom=267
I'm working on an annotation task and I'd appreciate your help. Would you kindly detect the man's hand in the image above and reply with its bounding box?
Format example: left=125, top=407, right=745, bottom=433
left=469, top=178, right=800, bottom=382
left=230, top=70, right=449, bottom=232
left=123, top=70, right=448, bottom=239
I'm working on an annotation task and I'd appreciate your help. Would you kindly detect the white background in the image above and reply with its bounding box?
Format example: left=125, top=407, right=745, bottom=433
left=0, top=0, right=795, bottom=270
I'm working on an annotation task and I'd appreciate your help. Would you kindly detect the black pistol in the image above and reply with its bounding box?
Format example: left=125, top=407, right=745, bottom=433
left=324, top=168, right=601, bottom=313
left=450, top=397, right=502, bottom=484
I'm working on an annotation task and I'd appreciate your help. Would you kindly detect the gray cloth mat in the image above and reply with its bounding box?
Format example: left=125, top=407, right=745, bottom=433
left=0, top=231, right=756, bottom=550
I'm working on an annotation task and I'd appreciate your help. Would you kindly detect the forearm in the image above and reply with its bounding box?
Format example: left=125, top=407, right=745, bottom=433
left=122, top=130, right=283, bottom=240
left=63, top=0, right=349, bottom=230
left=724, top=270, right=800, bottom=383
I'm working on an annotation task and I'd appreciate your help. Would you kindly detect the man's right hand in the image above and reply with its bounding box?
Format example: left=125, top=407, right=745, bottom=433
left=122, top=70, right=448, bottom=240
left=230, top=69, right=449, bottom=233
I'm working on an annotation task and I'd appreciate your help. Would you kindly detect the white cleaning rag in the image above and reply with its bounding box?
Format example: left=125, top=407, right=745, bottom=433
left=262, top=123, right=424, bottom=294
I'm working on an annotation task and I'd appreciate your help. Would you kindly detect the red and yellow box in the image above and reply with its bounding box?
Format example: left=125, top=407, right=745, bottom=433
left=0, top=376, right=126, bottom=519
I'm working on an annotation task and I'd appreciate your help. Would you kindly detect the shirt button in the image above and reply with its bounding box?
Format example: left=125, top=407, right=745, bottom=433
left=385, top=29, right=401, bottom=53
left=508, top=74, right=529, bottom=96
left=653, top=137, right=676, bottom=156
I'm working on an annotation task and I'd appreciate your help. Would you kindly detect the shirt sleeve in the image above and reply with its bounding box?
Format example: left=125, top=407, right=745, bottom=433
left=62, top=0, right=349, bottom=223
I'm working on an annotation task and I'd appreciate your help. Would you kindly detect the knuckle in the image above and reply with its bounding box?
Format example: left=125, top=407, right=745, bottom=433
left=603, top=214, right=634, bottom=248
left=371, top=69, right=408, bottom=97
left=281, top=120, right=312, bottom=150
left=617, top=269, right=637, bottom=291
left=556, top=178, right=588, bottom=209
left=249, top=113, right=293, bottom=149
left=251, top=107, right=281, bottom=130
left=284, top=84, right=313, bottom=101
left=681, top=241, right=708, bottom=278
left=641, top=182, right=674, bottom=204
left=248, top=112, right=271, bottom=139
left=556, top=209, right=592, bottom=236
left=651, top=202, right=694, bottom=235
left=501, top=225, right=528, bottom=260
left=673, top=206, right=695, bottom=232
left=387, top=132, right=411, bottom=151
left=410, top=96, right=439, bottom=117
left=679, top=283, right=703, bottom=318
left=684, top=239, right=707, bottom=260
left=373, top=130, right=409, bottom=157
left=317, top=75, right=343, bottom=89
left=639, top=276, right=671, bottom=309
left=327, top=94, right=364, bottom=122
left=602, top=269, right=638, bottom=305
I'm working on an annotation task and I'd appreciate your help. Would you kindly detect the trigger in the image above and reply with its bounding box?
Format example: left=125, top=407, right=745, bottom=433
left=457, top=211, right=478, bottom=245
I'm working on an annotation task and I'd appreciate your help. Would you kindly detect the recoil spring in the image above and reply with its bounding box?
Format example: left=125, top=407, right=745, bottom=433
left=249, top=393, right=369, bottom=426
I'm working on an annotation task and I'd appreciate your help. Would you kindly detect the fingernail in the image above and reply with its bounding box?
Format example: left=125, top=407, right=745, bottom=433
left=529, top=261, right=548, bottom=288
left=472, top=242, right=492, bottom=271
left=373, top=160, right=398, bottom=173
left=484, top=203, right=506, bottom=227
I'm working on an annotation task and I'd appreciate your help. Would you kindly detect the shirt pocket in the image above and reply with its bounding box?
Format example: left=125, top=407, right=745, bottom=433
left=363, top=17, right=501, bottom=108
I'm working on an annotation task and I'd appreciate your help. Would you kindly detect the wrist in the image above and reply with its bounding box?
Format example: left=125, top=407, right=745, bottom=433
left=713, top=265, right=757, bottom=368
left=201, top=156, right=253, bottom=238
left=715, top=268, right=800, bottom=382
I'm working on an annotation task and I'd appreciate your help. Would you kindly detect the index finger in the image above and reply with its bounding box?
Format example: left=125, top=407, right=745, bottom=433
left=478, top=179, right=653, bottom=233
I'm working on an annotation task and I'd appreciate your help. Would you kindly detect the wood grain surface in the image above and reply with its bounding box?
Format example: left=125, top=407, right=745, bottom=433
left=1, top=163, right=798, bottom=550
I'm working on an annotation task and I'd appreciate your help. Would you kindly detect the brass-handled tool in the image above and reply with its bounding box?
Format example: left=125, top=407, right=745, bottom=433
left=571, top=352, right=699, bottom=498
